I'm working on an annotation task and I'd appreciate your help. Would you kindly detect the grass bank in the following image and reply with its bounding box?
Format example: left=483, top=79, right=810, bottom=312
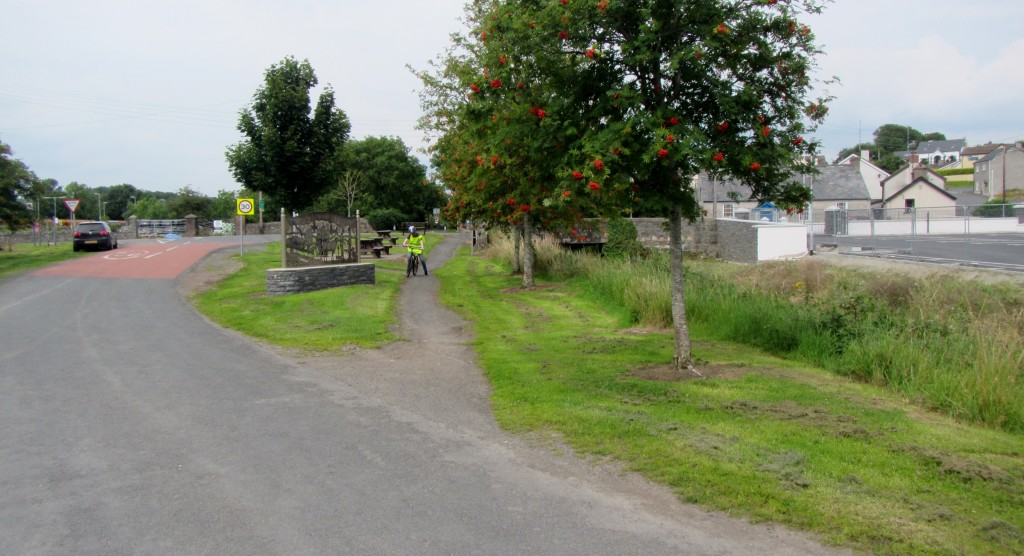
left=191, top=235, right=441, bottom=351
left=440, top=239, right=1024, bottom=555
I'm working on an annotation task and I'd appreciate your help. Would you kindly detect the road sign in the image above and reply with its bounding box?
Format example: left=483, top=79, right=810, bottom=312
left=64, top=199, right=80, bottom=213
left=236, top=198, right=255, bottom=216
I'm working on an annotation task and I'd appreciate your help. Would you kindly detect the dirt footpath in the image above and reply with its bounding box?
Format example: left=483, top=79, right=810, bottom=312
left=182, top=234, right=849, bottom=555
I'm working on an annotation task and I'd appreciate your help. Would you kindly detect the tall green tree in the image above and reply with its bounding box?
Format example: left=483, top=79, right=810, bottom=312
left=338, top=136, right=441, bottom=221
left=226, top=56, right=351, bottom=212
left=872, top=123, right=945, bottom=155
left=167, top=185, right=214, bottom=220
left=429, top=0, right=830, bottom=370
left=102, top=183, right=141, bottom=220
left=132, top=197, right=174, bottom=220
left=0, top=142, right=34, bottom=232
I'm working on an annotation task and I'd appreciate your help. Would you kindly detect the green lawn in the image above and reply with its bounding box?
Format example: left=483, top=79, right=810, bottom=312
left=0, top=242, right=85, bottom=280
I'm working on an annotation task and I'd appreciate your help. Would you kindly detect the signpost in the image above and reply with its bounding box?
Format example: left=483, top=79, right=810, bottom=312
left=237, top=198, right=255, bottom=256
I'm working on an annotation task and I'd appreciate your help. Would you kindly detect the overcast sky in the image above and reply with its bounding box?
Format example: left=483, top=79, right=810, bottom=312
left=2, top=0, right=1022, bottom=197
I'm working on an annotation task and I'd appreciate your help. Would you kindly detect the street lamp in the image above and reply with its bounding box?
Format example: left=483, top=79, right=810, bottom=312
left=43, top=196, right=63, bottom=245
left=96, top=193, right=102, bottom=221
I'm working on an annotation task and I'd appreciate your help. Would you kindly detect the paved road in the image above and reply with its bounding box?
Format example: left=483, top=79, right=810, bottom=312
left=817, top=232, right=1024, bottom=273
left=0, top=235, right=846, bottom=555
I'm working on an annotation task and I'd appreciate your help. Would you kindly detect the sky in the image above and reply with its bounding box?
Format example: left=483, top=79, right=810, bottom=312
left=2, top=0, right=1023, bottom=197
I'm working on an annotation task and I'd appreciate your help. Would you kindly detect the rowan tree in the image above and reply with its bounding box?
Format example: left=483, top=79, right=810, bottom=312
left=419, top=0, right=629, bottom=286
left=425, top=0, right=830, bottom=368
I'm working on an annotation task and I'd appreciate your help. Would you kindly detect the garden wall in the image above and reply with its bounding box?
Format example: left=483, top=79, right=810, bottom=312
left=265, top=263, right=375, bottom=295
left=632, top=217, right=808, bottom=263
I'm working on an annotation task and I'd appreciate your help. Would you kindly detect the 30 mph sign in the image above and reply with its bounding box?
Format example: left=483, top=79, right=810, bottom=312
left=236, top=198, right=255, bottom=216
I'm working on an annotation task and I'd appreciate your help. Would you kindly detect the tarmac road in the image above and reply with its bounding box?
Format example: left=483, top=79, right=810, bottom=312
left=0, top=234, right=848, bottom=555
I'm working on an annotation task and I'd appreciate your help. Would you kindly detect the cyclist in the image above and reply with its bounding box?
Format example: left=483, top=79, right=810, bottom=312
left=403, top=226, right=428, bottom=277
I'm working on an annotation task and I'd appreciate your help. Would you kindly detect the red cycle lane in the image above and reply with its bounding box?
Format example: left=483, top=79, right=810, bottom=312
left=32, top=240, right=241, bottom=280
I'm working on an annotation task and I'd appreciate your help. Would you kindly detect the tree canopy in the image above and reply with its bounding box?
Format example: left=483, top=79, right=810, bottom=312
left=323, top=136, right=443, bottom=222
left=226, top=56, right=351, bottom=212
left=421, top=0, right=830, bottom=369
left=834, top=124, right=948, bottom=171
left=0, top=142, right=34, bottom=232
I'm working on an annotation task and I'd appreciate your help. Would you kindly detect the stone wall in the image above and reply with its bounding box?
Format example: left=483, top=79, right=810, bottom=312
left=244, top=221, right=283, bottom=236
left=631, top=217, right=718, bottom=258
left=265, top=263, right=375, bottom=295
left=714, top=219, right=761, bottom=263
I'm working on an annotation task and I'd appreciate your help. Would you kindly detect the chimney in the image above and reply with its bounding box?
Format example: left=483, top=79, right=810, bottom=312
left=913, top=167, right=929, bottom=181
left=860, top=149, right=871, bottom=161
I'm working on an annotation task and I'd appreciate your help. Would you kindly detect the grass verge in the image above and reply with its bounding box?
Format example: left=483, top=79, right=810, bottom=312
left=0, top=242, right=85, bottom=280
left=190, top=233, right=443, bottom=351
left=192, top=242, right=405, bottom=351
left=437, top=245, right=1024, bottom=556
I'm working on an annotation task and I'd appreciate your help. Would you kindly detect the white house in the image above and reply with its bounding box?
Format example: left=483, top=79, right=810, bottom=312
left=912, top=139, right=966, bottom=165
left=836, top=151, right=890, bottom=202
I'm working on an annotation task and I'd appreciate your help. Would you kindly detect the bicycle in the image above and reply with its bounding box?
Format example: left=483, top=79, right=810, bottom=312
left=406, top=252, right=420, bottom=276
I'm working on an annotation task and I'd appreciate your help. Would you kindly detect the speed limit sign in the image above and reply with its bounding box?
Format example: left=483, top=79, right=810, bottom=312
left=236, top=198, right=255, bottom=215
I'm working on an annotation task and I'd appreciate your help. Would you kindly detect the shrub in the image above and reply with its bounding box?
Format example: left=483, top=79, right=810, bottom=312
left=366, top=208, right=406, bottom=231
left=603, top=218, right=649, bottom=259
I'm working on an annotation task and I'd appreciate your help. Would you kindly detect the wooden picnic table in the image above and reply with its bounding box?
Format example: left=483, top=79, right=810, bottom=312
left=359, top=237, right=391, bottom=258
left=376, top=230, right=399, bottom=245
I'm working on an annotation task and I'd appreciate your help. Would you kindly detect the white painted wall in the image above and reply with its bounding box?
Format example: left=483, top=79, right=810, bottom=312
left=756, top=224, right=808, bottom=261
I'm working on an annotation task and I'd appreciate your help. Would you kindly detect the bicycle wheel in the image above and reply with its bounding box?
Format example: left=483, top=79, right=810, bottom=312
left=412, top=255, right=420, bottom=276
left=406, top=255, right=416, bottom=277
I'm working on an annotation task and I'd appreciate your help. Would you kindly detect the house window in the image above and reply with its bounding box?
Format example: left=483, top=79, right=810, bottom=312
left=723, top=203, right=735, bottom=218
left=835, top=202, right=848, bottom=210
left=905, top=199, right=915, bottom=213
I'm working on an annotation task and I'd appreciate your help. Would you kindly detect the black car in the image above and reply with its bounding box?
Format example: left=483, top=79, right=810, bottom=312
left=73, top=221, right=118, bottom=252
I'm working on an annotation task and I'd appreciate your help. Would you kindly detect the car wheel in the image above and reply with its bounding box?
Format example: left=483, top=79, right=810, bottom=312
left=73, top=245, right=80, bottom=252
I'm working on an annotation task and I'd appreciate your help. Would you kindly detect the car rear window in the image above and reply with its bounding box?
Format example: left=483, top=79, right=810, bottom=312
left=78, top=223, right=106, bottom=232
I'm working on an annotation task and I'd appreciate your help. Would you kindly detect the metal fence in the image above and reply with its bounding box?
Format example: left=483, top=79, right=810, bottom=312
left=804, top=204, right=1024, bottom=271
left=136, top=219, right=186, bottom=237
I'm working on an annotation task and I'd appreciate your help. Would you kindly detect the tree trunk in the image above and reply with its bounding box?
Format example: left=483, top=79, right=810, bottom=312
left=522, top=213, right=535, bottom=288
left=669, top=203, right=696, bottom=373
left=512, top=224, right=522, bottom=274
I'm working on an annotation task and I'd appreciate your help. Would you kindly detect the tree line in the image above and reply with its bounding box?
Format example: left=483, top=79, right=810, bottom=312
left=2, top=56, right=444, bottom=233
